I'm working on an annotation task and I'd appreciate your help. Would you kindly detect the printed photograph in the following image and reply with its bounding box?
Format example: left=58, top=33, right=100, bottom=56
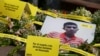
left=40, top=16, right=96, bottom=47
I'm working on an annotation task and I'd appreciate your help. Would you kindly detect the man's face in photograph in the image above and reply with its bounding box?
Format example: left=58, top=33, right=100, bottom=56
left=63, top=24, right=78, bottom=35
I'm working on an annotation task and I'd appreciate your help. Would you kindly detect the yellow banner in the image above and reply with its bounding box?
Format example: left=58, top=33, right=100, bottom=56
left=0, top=17, right=9, bottom=24
left=38, top=9, right=92, bottom=22
left=59, top=14, right=92, bottom=22
left=0, top=33, right=26, bottom=43
left=60, top=44, right=95, bottom=56
left=25, top=36, right=60, bottom=56
left=43, top=11, right=58, bottom=18
left=38, top=9, right=57, bottom=18
left=32, top=21, right=43, bottom=26
left=94, top=44, right=100, bottom=47
left=0, top=0, right=26, bottom=20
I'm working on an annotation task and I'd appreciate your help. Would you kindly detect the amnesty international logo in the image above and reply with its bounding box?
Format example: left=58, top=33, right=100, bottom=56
left=81, top=23, right=93, bottom=29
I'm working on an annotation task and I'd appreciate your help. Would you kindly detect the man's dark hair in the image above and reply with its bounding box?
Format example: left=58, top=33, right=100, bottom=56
left=63, top=22, right=78, bottom=28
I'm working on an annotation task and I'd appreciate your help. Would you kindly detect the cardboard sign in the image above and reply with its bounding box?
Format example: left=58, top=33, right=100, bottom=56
left=0, top=0, right=26, bottom=20
left=25, top=36, right=60, bottom=56
left=0, top=0, right=4, bottom=16
left=0, top=0, right=38, bottom=20
left=28, top=3, right=38, bottom=16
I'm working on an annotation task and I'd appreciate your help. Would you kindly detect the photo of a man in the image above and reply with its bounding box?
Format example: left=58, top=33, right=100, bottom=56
left=47, top=22, right=84, bottom=47
left=41, top=16, right=96, bottom=47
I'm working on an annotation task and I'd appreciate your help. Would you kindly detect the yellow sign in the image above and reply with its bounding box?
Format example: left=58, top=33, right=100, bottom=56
left=28, top=3, right=38, bottom=16
left=0, top=0, right=4, bottom=16
left=0, top=0, right=38, bottom=20
left=0, top=0, right=26, bottom=20
left=25, top=36, right=60, bottom=56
